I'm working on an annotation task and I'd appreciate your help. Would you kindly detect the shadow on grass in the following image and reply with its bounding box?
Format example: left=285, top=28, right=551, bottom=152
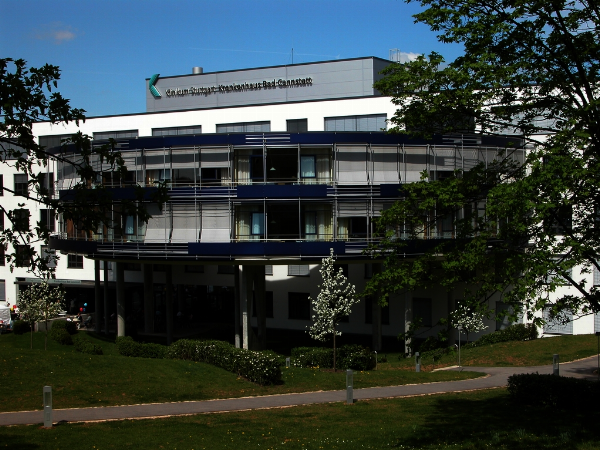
left=396, top=390, right=600, bottom=449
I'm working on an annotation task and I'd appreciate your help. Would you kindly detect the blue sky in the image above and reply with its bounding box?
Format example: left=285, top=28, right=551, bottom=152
left=1, top=0, right=463, bottom=117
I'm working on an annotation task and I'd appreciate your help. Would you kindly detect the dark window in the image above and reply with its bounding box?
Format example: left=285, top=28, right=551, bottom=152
left=39, top=134, right=72, bottom=149
left=12, top=209, right=30, bottom=232
left=365, top=263, right=373, bottom=279
left=41, top=246, right=56, bottom=268
left=39, top=172, right=54, bottom=196
left=200, top=168, right=221, bottom=183
left=185, top=265, right=204, bottom=273
left=364, top=296, right=390, bottom=325
left=252, top=291, right=274, bottom=318
left=0, top=174, right=3, bottom=196
left=124, top=263, right=141, bottom=271
left=336, top=264, right=349, bottom=278
left=16, top=245, right=32, bottom=267
left=154, top=264, right=167, bottom=272
left=152, top=125, right=202, bottom=136
left=14, top=174, right=28, bottom=196
left=0, top=280, right=4, bottom=302
left=324, top=114, right=386, bottom=132
left=413, top=298, right=432, bottom=327
left=40, top=209, right=55, bottom=232
left=218, top=265, right=235, bottom=274
left=0, top=246, right=4, bottom=266
left=216, top=121, right=270, bottom=133
left=288, top=292, right=310, bottom=320
left=250, top=155, right=264, bottom=180
left=349, top=217, right=368, bottom=238
left=287, top=119, right=308, bottom=133
left=265, top=265, right=273, bottom=276
left=67, top=254, right=84, bottom=269
left=93, top=130, right=139, bottom=140
left=288, top=265, right=310, bottom=276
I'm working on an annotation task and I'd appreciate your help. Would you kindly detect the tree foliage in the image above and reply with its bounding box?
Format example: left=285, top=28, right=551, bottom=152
left=17, top=282, right=65, bottom=349
left=0, top=58, right=168, bottom=277
left=368, top=1, right=600, bottom=326
left=309, top=249, right=358, bottom=370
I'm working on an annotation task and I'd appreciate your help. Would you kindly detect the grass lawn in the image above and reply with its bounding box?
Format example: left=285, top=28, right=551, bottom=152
left=2, top=388, right=600, bottom=449
left=0, top=331, right=480, bottom=412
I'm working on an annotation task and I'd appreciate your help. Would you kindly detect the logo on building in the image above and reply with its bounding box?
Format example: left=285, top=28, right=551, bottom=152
left=149, top=74, right=161, bottom=98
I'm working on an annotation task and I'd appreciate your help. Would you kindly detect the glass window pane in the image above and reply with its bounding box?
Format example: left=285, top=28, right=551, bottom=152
left=300, top=156, right=316, bottom=178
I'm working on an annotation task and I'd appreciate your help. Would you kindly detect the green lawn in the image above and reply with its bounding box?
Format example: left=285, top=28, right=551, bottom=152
left=2, top=388, right=600, bottom=449
left=0, top=331, right=480, bottom=412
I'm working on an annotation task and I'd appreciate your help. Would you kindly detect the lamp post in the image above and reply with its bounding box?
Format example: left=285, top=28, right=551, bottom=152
left=457, top=325, right=463, bottom=367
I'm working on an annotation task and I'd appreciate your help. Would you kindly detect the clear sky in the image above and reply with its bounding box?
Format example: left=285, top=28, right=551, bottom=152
left=1, top=0, right=463, bottom=118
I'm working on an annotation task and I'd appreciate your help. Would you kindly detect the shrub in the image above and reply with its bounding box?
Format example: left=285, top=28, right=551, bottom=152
left=291, top=347, right=333, bottom=368
left=51, top=319, right=78, bottom=335
left=418, top=336, right=446, bottom=353
left=73, top=334, right=103, bottom=355
left=467, top=323, right=538, bottom=349
left=167, top=339, right=282, bottom=386
left=337, top=344, right=376, bottom=371
left=508, top=373, right=600, bottom=410
left=12, top=320, right=30, bottom=335
left=115, top=336, right=167, bottom=359
left=49, top=327, right=73, bottom=345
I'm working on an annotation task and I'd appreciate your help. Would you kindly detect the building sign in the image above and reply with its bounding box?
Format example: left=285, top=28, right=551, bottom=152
left=150, top=74, right=313, bottom=98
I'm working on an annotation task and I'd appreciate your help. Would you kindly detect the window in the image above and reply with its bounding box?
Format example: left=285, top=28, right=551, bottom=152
left=544, top=205, right=572, bottom=235
left=364, top=296, right=390, bottom=325
left=15, top=245, right=32, bottom=267
left=0, top=280, right=4, bottom=303
left=543, top=307, right=573, bottom=335
left=303, top=211, right=317, bottom=239
left=365, top=263, right=373, bottom=279
left=250, top=155, right=264, bottom=180
left=252, top=291, right=274, bottom=318
left=100, top=261, right=113, bottom=271
left=251, top=212, right=264, bottom=236
left=0, top=174, right=3, bottom=196
left=93, top=130, right=139, bottom=140
left=0, top=246, right=4, bottom=266
left=39, top=172, right=54, bottom=196
left=12, top=209, right=30, bottom=232
left=288, top=265, right=310, bottom=276
left=216, top=121, right=270, bottom=133
left=265, top=265, right=273, bottom=276
left=594, top=264, right=600, bottom=286
left=200, top=168, right=221, bottom=184
left=324, top=114, right=386, bottom=132
left=185, top=265, right=204, bottom=273
left=67, top=254, right=84, bottom=269
left=14, top=174, right=28, bottom=196
left=288, top=292, right=310, bottom=320
left=287, top=119, right=308, bottom=133
left=40, top=209, right=55, bottom=232
left=152, top=125, right=202, bottom=136
left=300, top=155, right=316, bottom=178
left=39, top=134, right=72, bottom=149
left=124, top=263, right=141, bottom=271
left=413, top=298, right=432, bottom=327
left=41, top=246, right=57, bottom=268
left=218, top=265, right=235, bottom=274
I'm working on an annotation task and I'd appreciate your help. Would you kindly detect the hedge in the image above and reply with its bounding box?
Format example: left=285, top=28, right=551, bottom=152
left=507, top=373, right=600, bottom=410
left=291, top=345, right=376, bottom=371
left=465, top=323, right=538, bottom=349
left=167, top=339, right=282, bottom=386
left=49, top=327, right=73, bottom=345
left=73, top=334, right=103, bottom=355
left=12, top=320, right=30, bottom=335
left=51, top=319, right=78, bottom=335
left=115, top=336, right=167, bottom=359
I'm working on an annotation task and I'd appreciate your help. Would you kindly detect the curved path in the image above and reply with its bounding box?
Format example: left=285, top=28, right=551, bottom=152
left=1, top=356, right=597, bottom=427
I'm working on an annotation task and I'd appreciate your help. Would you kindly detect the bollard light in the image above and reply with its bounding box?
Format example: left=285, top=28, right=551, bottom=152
left=43, top=386, right=52, bottom=428
left=415, top=351, right=421, bottom=372
left=374, top=351, right=377, bottom=371
left=285, top=357, right=290, bottom=368
left=553, top=354, right=559, bottom=376
left=346, top=369, right=353, bottom=404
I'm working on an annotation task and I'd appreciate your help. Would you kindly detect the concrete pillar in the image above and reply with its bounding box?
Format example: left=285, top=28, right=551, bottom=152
left=143, top=264, right=154, bottom=333
left=371, top=263, right=382, bottom=352
left=240, top=265, right=252, bottom=350
left=103, top=263, right=109, bottom=334
left=404, top=290, right=413, bottom=355
left=116, top=262, right=125, bottom=337
left=255, top=265, right=267, bottom=350
left=165, top=265, right=174, bottom=345
left=234, top=265, right=241, bottom=348
left=94, top=260, right=102, bottom=332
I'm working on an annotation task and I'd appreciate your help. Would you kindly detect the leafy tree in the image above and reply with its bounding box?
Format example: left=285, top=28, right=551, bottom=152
left=308, top=249, right=358, bottom=371
left=450, top=304, right=488, bottom=344
left=367, top=1, right=600, bottom=328
left=0, top=58, right=168, bottom=278
left=17, top=282, right=65, bottom=350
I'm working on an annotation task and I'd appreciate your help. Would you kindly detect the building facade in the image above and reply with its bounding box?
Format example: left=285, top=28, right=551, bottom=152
left=1, top=57, right=596, bottom=349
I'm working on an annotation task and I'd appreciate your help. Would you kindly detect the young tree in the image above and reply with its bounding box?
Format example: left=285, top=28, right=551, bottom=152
left=0, top=58, right=168, bottom=278
left=308, top=249, right=358, bottom=371
left=367, top=1, right=600, bottom=328
left=450, top=304, right=488, bottom=344
left=17, top=282, right=65, bottom=350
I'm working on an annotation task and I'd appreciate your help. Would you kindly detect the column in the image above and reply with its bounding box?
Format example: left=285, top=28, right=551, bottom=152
left=371, top=264, right=382, bottom=352
left=404, top=290, right=413, bottom=355
left=234, top=265, right=241, bottom=348
left=240, top=265, right=252, bottom=350
left=255, top=265, right=267, bottom=351
left=165, top=265, right=174, bottom=345
left=94, top=260, right=102, bottom=332
left=143, top=264, right=154, bottom=333
left=116, top=261, right=125, bottom=337
left=103, top=262, right=109, bottom=334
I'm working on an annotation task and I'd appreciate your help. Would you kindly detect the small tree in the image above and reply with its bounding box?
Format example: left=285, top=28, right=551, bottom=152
left=450, top=304, right=488, bottom=344
left=17, top=282, right=65, bottom=350
left=308, top=249, right=358, bottom=371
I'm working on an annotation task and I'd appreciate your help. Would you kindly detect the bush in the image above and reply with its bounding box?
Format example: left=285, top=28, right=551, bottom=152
left=467, top=323, right=538, bottom=349
left=73, top=334, right=103, bottom=355
left=337, top=344, right=376, bottom=371
left=12, top=320, right=30, bottom=335
left=418, top=336, right=446, bottom=353
left=508, top=373, right=600, bottom=410
left=115, top=336, right=167, bottom=359
left=49, top=327, right=73, bottom=345
left=291, top=347, right=333, bottom=369
left=167, top=339, right=282, bottom=386
left=51, top=319, right=78, bottom=335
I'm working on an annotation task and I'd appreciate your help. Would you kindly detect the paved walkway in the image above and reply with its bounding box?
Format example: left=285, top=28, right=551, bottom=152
left=1, top=357, right=597, bottom=427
